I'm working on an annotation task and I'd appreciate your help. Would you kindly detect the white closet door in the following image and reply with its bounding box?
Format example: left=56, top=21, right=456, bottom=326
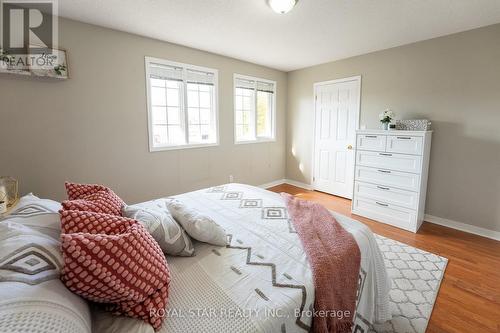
left=313, top=77, right=360, bottom=199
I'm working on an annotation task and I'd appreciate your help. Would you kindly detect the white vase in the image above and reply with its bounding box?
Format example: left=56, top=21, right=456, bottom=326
left=381, top=122, right=389, bottom=130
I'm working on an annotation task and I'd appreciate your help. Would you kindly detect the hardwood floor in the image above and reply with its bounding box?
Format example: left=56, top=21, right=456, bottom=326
left=269, top=183, right=500, bottom=333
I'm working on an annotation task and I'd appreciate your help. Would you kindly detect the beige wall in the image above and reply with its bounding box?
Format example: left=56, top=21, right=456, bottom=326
left=0, top=18, right=287, bottom=203
left=287, top=24, right=500, bottom=232
left=2, top=18, right=498, bottom=233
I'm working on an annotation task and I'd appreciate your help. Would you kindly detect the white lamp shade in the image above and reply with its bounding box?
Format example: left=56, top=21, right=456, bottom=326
left=269, top=0, right=297, bottom=14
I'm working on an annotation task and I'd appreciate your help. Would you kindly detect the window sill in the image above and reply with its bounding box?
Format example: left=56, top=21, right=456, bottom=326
left=234, top=138, right=276, bottom=145
left=150, top=142, right=219, bottom=152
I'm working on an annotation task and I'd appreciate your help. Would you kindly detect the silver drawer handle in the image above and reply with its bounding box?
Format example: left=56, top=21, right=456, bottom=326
left=396, top=136, right=412, bottom=140
left=365, top=135, right=377, bottom=138
left=377, top=186, right=390, bottom=190
left=379, top=153, right=392, bottom=156
left=378, top=169, right=391, bottom=173
left=376, top=202, right=389, bottom=207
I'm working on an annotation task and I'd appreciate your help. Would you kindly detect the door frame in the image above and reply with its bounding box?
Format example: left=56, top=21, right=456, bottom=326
left=311, top=75, right=362, bottom=197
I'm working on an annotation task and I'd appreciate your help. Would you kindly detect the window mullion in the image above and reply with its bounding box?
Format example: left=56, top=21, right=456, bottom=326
left=164, top=83, right=169, bottom=143
left=211, top=86, right=215, bottom=141
left=267, top=93, right=275, bottom=138
left=198, top=88, right=202, bottom=140
left=182, top=69, right=189, bottom=145
left=254, top=86, right=258, bottom=140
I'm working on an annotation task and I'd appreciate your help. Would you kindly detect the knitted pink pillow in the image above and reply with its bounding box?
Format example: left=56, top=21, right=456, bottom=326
left=65, top=182, right=109, bottom=200
left=62, top=182, right=125, bottom=216
left=60, top=210, right=135, bottom=234
left=60, top=210, right=170, bottom=329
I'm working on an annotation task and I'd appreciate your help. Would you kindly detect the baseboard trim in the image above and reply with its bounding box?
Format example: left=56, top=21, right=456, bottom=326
left=283, top=179, right=314, bottom=190
left=425, top=214, right=500, bottom=241
left=258, top=179, right=286, bottom=189
left=259, top=180, right=500, bottom=241
left=259, top=179, right=314, bottom=190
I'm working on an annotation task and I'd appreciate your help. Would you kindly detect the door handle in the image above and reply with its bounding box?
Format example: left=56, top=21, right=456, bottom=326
left=347, top=145, right=353, bottom=150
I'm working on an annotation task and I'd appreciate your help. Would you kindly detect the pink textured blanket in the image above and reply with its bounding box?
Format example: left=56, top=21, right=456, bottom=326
left=282, top=193, right=361, bottom=333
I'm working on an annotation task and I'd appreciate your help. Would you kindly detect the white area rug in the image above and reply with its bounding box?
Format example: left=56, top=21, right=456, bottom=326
left=371, top=235, right=447, bottom=333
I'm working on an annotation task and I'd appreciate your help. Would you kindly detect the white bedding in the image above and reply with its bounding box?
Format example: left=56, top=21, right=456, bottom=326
left=94, top=184, right=391, bottom=333
left=0, top=195, right=92, bottom=333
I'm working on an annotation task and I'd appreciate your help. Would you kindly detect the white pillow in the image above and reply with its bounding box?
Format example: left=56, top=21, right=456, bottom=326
left=0, top=194, right=91, bottom=333
left=122, top=200, right=194, bottom=256
left=165, top=199, right=227, bottom=246
left=0, top=193, right=62, bottom=239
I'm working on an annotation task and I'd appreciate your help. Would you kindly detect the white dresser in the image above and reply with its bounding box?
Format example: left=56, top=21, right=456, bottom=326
left=351, top=129, right=432, bottom=232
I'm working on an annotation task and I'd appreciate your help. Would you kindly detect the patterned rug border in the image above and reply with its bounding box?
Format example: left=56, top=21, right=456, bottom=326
left=373, top=234, right=448, bottom=333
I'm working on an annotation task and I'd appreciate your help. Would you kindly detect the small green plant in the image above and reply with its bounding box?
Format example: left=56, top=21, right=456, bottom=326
left=54, top=64, right=67, bottom=76
left=0, top=50, right=14, bottom=65
left=379, top=109, right=395, bottom=124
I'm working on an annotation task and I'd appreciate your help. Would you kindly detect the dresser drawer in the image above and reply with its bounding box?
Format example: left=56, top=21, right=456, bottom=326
left=356, top=150, right=422, bottom=174
left=352, top=197, right=417, bottom=231
left=357, top=134, right=387, bottom=152
left=355, top=166, right=421, bottom=192
left=354, top=181, right=418, bottom=210
left=387, top=135, right=423, bottom=155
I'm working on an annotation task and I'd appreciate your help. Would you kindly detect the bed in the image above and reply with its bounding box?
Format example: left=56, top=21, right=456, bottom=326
left=93, top=183, right=391, bottom=333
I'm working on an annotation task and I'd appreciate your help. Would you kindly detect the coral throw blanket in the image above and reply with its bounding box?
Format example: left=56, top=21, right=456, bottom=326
left=281, top=193, right=361, bottom=333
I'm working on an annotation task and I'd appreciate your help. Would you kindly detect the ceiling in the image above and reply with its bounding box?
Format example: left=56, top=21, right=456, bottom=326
left=58, top=0, right=500, bottom=72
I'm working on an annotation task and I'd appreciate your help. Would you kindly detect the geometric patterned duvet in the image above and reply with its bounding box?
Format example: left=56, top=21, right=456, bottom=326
left=95, top=183, right=392, bottom=333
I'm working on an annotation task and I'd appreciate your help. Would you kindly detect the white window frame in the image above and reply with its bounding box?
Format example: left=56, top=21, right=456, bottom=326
left=233, top=73, right=277, bottom=144
left=145, top=56, right=219, bottom=152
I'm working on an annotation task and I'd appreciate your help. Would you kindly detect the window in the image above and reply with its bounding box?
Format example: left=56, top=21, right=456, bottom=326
left=145, top=57, right=218, bottom=151
left=234, top=74, right=276, bottom=143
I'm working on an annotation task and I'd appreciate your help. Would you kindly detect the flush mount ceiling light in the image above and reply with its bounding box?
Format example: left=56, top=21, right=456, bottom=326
left=268, top=0, right=298, bottom=14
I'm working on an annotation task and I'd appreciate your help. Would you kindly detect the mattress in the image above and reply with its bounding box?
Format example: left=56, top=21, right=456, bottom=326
left=93, top=184, right=391, bottom=333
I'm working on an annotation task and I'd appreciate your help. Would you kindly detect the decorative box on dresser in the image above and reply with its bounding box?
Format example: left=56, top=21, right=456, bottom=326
left=351, top=129, right=432, bottom=232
